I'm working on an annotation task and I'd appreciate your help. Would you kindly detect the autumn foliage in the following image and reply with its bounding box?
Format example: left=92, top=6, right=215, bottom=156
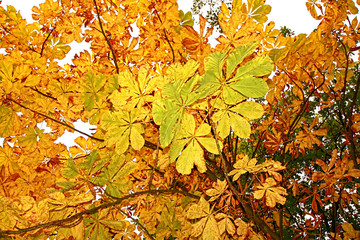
left=0, top=0, right=359, bottom=239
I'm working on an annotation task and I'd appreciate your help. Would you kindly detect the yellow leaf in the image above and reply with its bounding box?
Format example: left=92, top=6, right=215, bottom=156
left=187, top=197, right=210, bottom=219
left=342, top=222, right=360, bottom=239
left=254, top=178, right=287, bottom=207
left=215, top=213, right=236, bottom=235
left=187, top=198, right=220, bottom=240
left=229, top=155, right=259, bottom=180
left=206, top=179, right=228, bottom=201
left=230, top=114, right=251, bottom=138
left=234, top=218, right=249, bottom=238
left=202, top=215, right=220, bottom=240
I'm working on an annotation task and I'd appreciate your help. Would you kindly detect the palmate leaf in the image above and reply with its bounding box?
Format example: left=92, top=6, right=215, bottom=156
left=246, top=0, right=272, bottom=23
left=206, top=179, right=228, bottom=201
left=215, top=213, right=236, bottom=236
left=170, top=114, right=221, bottom=174
left=89, top=154, right=136, bottom=197
left=179, top=10, right=194, bottom=27
left=187, top=198, right=221, bottom=240
left=152, top=61, right=200, bottom=148
left=196, top=41, right=272, bottom=110
left=80, top=72, right=107, bottom=111
left=212, top=99, right=256, bottom=139
left=254, top=178, right=287, bottom=208
left=101, top=110, right=144, bottom=154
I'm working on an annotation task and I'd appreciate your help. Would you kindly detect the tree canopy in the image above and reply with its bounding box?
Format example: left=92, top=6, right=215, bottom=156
left=0, top=0, right=359, bottom=239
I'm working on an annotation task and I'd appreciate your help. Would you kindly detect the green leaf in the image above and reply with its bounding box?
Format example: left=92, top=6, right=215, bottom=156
left=152, top=100, right=169, bottom=125
left=196, top=71, right=221, bottom=98
left=18, top=127, right=40, bottom=150
left=222, top=84, right=245, bottom=105
left=226, top=42, right=258, bottom=78
left=230, top=101, right=264, bottom=119
left=180, top=10, right=194, bottom=26
left=100, top=220, right=127, bottom=231
left=62, top=158, right=80, bottom=178
left=105, top=179, right=131, bottom=197
left=170, top=138, right=188, bottom=163
left=114, top=161, right=137, bottom=179
left=153, top=61, right=201, bottom=148
left=56, top=181, right=77, bottom=191
left=90, top=157, right=110, bottom=175
left=204, top=50, right=228, bottom=80
left=79, top=150, right=99, bottom=173
left=81, top=72, right=107, bottom=111
left=104, top=74, right=120, bottom=93
left=181, top=74, right=201, bottom=105
left=107, top=155, right=126, bottom=179
left=234, top=55, right=273, bottom=79
left=230, top=76, right=269, bottom=98
left=159, top=108, right=183, bottom=147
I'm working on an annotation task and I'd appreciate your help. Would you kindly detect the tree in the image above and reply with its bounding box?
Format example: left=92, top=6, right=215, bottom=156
left=0, top=0, right=359, bottom=239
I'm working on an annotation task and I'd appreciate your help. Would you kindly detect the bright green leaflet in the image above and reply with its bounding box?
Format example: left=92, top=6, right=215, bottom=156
left=80, top=72, right=107, bottom=111
left=196, top=41, right=272, bottom=103
left=152, top=61, right=200, bottom=148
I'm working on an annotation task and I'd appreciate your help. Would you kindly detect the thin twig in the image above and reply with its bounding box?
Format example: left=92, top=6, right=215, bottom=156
left=9, top=97, right=103, bottom=142
left=9, top=97, right=160, bottom=151
left=117, top=208, right=155, bottom=240
left=153, top=8, right=175, bottom=63
left=28, top=87, right=57, bottom=101
left=40, top=27, right=56, bottom=56
left=93, top=0, right=120, bottom=73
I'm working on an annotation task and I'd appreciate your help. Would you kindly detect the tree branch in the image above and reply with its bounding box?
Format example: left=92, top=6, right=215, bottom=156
left=9, top=97, right=103, bottom=142
left=28, top=87, right=58, bottom=101
left=0, top=189, right=199, bottom=237
left=153, top=8, right=175, bottom=63
left=8, top=97, right=160, bottom=151
left=209, top=119, right=280, bottom=240
left=40, top=27, right=56, bottom=57
left=117, top=208, right=155, bottom=240
left=93, top=0, right=120, bottom=74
